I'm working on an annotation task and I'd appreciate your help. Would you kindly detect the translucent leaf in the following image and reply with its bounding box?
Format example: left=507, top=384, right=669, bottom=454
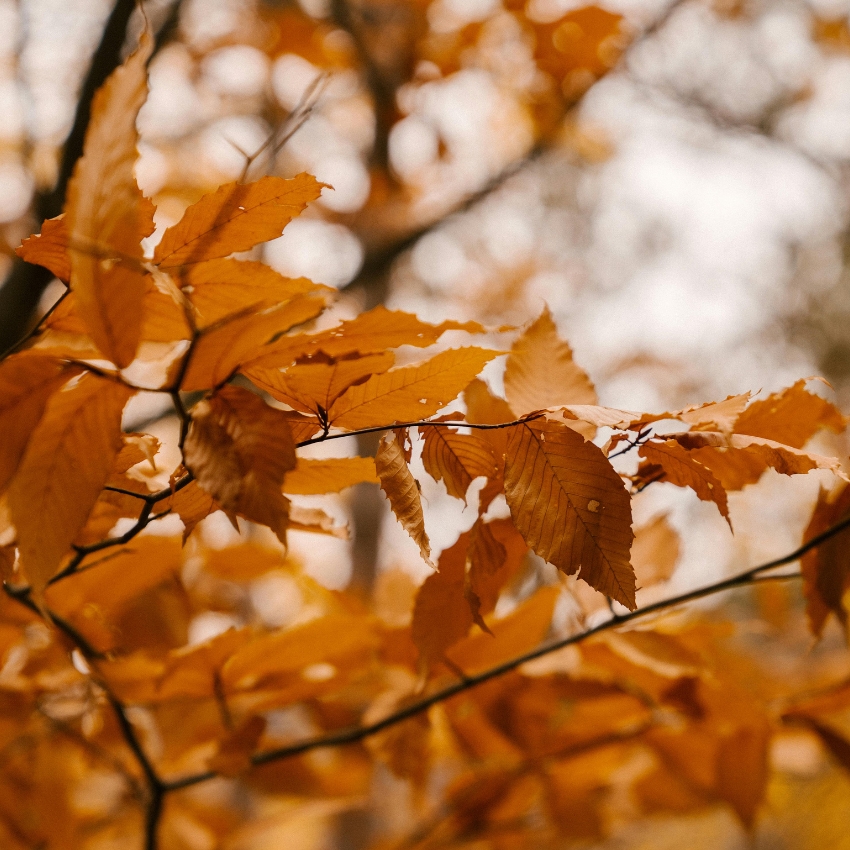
left=16, top=215, right=70, bottom=282
left=504, top=420, right=635, bottom=608
left=329, top=347, right=500, bottom=430
left=183, top=386, right=296, bottom=543
left=632, top=514, right=680, bottom=588
left=421, top=425, right=498, bottom=503
left=376, top=433, right=431, bottom=566
left=8, top=374, right=134, bottom=598
left=65, top=33, right=153, bottom=367
left=283, top=457, right=377, bottom=494
left=153, top=174, right=325, bottom=268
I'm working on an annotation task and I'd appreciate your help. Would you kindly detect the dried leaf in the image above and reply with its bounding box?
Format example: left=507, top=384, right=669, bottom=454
left=504, top=419, right=635, bottom=608
left=153, top=174, right=326, bottom=268
left=716, top=723, right=770, bottom=827
left=183, top=386, right=296, bottom=543
left=65, top=33, right=153, bottom=367
left=376, top=433, right=431, bottom=566
left=330, top=347, right=500, bottom=430
left=288, top=504, right=348, bottom=538
left=638, top=440, right=731, bottom=527
left=283, top=457, right=377, bottom=494
left=421, top=426, right=498, bottom=503
left=504, top=306, right=596, bottom=416
left=632, top=514, right=680, bottom=588
left=0, top=354, right=76, bottom=495
left=208, top=716, right=266, bottom=777
left=467, top=518, right=528, bottom=618
left=8, top=374, right=133, bottom=597
left=16, top=215, right=71, bottom=282
left=161, top=481, right=221, bottom=542
left=181, top=295, right=327, bottom=390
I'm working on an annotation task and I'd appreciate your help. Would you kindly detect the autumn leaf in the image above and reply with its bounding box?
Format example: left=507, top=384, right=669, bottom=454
left=160, top=480, right=222, bottom=542
left=0, top=354, right=77, bottom=494
left=208, top=716, right=267, bottom=777
left=153, top=174, right=326, bottom=268
left=504, top=419, right=635, bottom=608
left=503, top=306, right=596, bottom=416
left=421, top=425, right=498, bottom=503
left=329, top=347, right=500, bottom=430
left=244, top=351, right=395, bottom=415
left=64, top=32, right=153, bottom=368
left=283, top=457, right=377, bottom=494
left=638, top=440, right=731, bottom=527
left=466, top=518, right=528, bottom=618
left=183, top=386, right=296, bottom=542
left=8, top=374, right=134, bottom=597
left=181, top=295, right=328, bottom=391
left=16, top=215, right=71, bottom=283
left=376, top=433, right=432, bottom=566
left=632, top=514, right=680, bottom=588
left=716, top=723, right=771, bottom=827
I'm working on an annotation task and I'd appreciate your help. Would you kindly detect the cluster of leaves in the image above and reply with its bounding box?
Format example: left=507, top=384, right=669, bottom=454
left=4, top=22, right=850, bottom=850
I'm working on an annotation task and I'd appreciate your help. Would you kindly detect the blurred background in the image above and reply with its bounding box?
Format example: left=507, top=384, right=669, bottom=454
left=3, top=0, right=850, bottom=846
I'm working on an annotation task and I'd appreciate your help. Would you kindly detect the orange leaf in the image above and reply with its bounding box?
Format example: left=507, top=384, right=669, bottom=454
left=329, top=347, right=500, bottom=430
left=716, top=723, right=770, bottom=827
left=376, top=433, right=432, bottom=566
left=16, top=215, right=71, bottom=282
left=180, top=258, right=332, bottom=328
left=65, top=32, right=153, bottom=367
left=8, top=374, right=134, bottom=598
left=244, top=351, right=394, bottom=415
left=467, top=518, right=527, bottom=618
left=183, top=386, right=296, bottom=543
left=160, top=480, right=222, bottom=542
left=504, top=420, right=635, bottom=608
left=0, top=354, right=76, bottom=494
left=638, top=440, right=731, bottom=527
left=153, top=174, right=326, bottom=268
left=181, top=295, right=327, bottom=391
left=287, top=504, right=349, bottom=537
left=283, top=457, right=377, bottom=494
left=412, top=531, right=474, bottom=666
left=208, top=716, right=267, bottom=777
left=504, top=306, right=596, bottom=416
left=632, top=514, right=680, bottom=588
left=734, top=379, right=846, bottom=448
left=421, top=426, right=498, bottom=503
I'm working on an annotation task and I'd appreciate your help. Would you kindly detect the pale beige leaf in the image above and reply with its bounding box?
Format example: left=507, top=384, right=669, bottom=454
left=504, top=419, right=635, bottom=608
left=180, top=258, right=332, bottom=328
left=288, top=504, right=348, bottom=538
left=183, top=386, right=296, bottom=542
left=283, top=457, right=377, bottom=494
left=65, top=33, right=153, bottom=367
left=244, top=351, right=394, bottom=414
left=329, top=347, right=500, bottom=430
left=421, top=426, right=498, bottom=503
left=181, top=295, right=327, bottom=391
left=638, top=440, right=730, bottom=527
left=504, top=307, right=596, bottom=416
left=0, top=354, right=77, bottom=494
left=376, top=433, right=432, bottom=566
left=8, top=374, right=134, bottom=597
left=153, top=174, right=325, bottom=268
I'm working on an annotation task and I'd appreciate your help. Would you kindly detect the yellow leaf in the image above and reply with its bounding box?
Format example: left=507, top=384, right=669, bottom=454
left=421, top=425, right=498, bottom=503
left=0, top=354, right=76, bottom=494
left=139, top=274, right=193, bottom=343
left=180, top=258, right=332, bottom=328
left=183, top=386, right=296, bottom=543
left=181, top=295, right=327, bottom=391
left=244, top=351, right=394, bottom=415
left=734, top=380, right=846, bottom=447
left=638, top=440, right=731, bottom=527
left=16, top=215, right=70, bottom=282
left=153, top=174, right=326, bottom=268
left=283, top=457, right=378, bottom=494
left=376, top=433, right=432, bottom=566
left=65, top=33, right=153, bottom=367
left=504, top=420, right=635, bottom=608
left=504, top=306, right=596, bottom=416
left=329, top=347, right=500, bottom=430
left=8, top=374, right=134, bottom=598
left=412, top=531, right=474, bottom=666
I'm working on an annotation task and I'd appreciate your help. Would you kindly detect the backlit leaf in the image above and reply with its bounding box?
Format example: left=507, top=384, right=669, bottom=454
left=65, top=33, right=153, bottom=367
left=504, top=306, right=596, bottom=416
left=160, top=480, right=222, bottom=542
left=16, top=215, right=70, bottom=282
left=183, top=386, right=296, bottom=543
left=504, top=419, right=635, bottom=608
left=421, top=425, right=498, bottom=503
left=467, top=518, right=528, bottom=618
left=632, top=514, right=680, bottom=588
left=283, top=457, right=377, bottom=494
left=716, top=723, right=771, bottom=826
left=376, top=433, right=432, bottom=566
left=329, top=347, right=500, bottom=430
left=8, top=374, right=133, bottom=598
left=153, top=174, right=326, bottom=268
